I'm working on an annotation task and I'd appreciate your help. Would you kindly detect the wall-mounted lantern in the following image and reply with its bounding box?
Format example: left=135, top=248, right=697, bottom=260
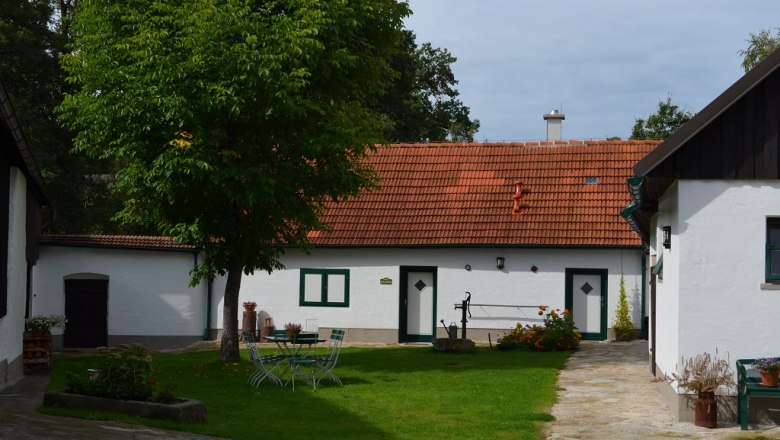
left=496, top=257, right=505, bottom=270
left=662, top=226, right=671, bottom=249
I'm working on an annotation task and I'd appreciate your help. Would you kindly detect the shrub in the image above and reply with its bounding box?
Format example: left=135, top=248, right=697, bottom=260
left=498, top=306, right=581, bottom=352
left=65, top=343, right=177, bottom=402
left=612, top=274, right=635, bottom=341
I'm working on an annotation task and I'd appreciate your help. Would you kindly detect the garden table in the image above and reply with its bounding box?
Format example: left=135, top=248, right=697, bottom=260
left=262, top=333, right=325, bottom=388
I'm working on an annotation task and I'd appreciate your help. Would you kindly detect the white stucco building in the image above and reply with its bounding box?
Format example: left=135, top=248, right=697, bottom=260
left=623, top=47, right=780, bottom=424
left=37, top=140, right=659, bottom=347
left=0, top=79, right=51, bottom=390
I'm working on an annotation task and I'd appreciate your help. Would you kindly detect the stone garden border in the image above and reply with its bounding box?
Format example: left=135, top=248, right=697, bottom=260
left=43, top=390, right=207, bottom=423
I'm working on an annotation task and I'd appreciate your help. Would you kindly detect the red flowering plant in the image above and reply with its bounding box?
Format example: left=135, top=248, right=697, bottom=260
left=497, top=306, right=581, bottom=352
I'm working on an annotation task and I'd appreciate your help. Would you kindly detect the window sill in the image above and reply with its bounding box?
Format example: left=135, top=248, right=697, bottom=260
left=760, top=283, right=780, bottom=290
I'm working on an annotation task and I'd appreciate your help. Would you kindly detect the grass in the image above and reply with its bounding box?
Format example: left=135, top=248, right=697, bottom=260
left=42, top=345, right=570, bottom=440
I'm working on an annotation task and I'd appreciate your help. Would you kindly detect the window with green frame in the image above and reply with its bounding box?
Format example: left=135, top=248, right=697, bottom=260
left=299, top=269, right=350, bottom=307
left=767, top=218, right=780, bottom=281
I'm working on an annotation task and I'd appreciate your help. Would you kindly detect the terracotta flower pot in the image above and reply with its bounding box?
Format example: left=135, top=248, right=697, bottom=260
left=761, top=369, right=780, bottom=387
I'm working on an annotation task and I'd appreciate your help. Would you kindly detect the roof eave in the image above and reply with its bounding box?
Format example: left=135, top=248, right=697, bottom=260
left=0, top=77, right=52, bottom=208
left=634, top=46, right=780, bottom=177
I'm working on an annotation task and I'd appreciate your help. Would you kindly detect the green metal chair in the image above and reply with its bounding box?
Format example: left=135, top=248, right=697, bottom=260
left=287, top=330, right=344, bottom=390
left=311, top=329, right=345, bottom=388
left=243, top=332, right=285, bottom=387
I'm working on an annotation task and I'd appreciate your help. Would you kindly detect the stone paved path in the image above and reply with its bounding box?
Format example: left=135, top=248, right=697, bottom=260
left=544, top=340, right=780, bottom=439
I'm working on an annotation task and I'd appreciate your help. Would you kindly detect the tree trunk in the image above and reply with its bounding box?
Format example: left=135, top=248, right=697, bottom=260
left=220, top=261, right=244, bottom=362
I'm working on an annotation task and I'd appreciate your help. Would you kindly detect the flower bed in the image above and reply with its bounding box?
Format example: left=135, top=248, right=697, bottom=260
left=43, top=390, right=207, bottom=423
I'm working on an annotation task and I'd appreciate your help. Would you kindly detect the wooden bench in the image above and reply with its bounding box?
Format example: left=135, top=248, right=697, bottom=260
left=736, top=358, right=780, bottom=430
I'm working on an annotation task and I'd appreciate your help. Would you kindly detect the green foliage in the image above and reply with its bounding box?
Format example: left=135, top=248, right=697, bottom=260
left=58, top=0, right=410, bottom=361
left=48, top=347, right=568, bottom=438
left=25, top=314, right=67, bottom=332
left=630, top=95, right=693, bottom=140
left=0, top=0, right=128, bottom=234
left=377, top=30, right=480, bottom=142
left=498, top=306, right=581, bottom=351
left=64, top=344, right=177, bottom=402
left=612, top=274, right=635, bottom=341
left=739, top=28, right=780, bottom=73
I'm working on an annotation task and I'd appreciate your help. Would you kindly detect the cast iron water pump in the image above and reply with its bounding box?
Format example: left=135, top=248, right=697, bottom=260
left=453, top=291, right=471, bottom=339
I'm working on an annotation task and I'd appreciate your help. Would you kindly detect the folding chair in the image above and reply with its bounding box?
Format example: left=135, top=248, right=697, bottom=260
left=243, top=332, right=285, bottom=387
left=287, top=331, right=343, bottom=391
left=312, top=329, right=345, bottom=388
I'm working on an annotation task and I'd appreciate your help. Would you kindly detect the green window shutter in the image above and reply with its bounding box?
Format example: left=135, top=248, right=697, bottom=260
left=766, top=219, right=780, bottom=281
left=300, top=269, right=350, bottom=307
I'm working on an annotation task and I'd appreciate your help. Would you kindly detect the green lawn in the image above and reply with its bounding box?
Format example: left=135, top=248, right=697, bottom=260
left=42, top=346, right=570, bottom=440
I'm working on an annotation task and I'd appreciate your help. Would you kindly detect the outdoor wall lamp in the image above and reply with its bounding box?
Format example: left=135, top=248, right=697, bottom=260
left=662, top=226, right=671, bottom=249
left=496, top=257, right=505, bottom=270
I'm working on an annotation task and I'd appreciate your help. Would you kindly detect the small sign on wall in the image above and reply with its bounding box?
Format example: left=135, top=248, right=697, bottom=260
left=380, top=277, right=393, bottom=285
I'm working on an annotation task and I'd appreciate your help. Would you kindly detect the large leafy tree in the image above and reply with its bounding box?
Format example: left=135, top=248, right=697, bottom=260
left=59, top=0, right=409, bottom=361
left=630, top=96, right=693, bottom=140
left=739, top=28, right=780, bottom=72
left=378, top=30, right=479, bottom=142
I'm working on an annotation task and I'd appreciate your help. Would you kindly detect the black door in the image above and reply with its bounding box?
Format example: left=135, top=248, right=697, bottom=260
left=64, top=279, right=108, bottom=347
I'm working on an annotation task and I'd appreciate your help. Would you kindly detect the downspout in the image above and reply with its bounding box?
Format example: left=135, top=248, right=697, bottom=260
left=205, top=278, right=213, bottom=341
left=194, top=251, right=213, bottom=341
left=640, top=242, right=647, bottom=338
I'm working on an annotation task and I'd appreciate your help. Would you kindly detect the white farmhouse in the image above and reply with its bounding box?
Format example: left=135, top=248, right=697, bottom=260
left=38, top=139, right=658, bottom=347
left=623, top=47, right=780, bottom=424
left=0, top=79, right=51, bottom=389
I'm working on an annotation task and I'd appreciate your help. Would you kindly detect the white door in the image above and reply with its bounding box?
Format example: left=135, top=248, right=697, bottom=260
left=406, top=271, right=434, bottom=340
left=567, top=269, right=606, bottom=340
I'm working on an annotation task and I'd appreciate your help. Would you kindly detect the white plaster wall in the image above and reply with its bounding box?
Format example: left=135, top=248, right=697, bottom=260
left=0, top=170, right=28, bottom=385
left=34, top=247, right=206, bottom=336
left=215, top=247, right=644, bottom=338
left=675, top=180, right=780, bottom=365
left=651, top=182, right=681, bottom=377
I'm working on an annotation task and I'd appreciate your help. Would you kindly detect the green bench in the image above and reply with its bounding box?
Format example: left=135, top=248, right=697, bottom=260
left=736, top=358, right=780, bottom=430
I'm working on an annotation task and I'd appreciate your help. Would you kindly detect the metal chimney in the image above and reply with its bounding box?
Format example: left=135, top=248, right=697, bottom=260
left=543, top=109, right=565, bottom=141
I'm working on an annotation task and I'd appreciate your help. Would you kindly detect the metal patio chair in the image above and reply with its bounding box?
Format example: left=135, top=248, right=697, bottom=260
left=287, top=330, right=344, bottom=391
left=311, top=329, right=345, bottom=388
left=243, top=332, right=285, bottom=387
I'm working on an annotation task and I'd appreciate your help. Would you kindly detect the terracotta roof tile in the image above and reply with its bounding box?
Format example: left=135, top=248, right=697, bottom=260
left=41, top=235, right=197, bottom=251
left=309, top=140, right=660, bottom=247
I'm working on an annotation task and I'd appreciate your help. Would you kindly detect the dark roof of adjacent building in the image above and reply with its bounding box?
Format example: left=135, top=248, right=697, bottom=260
left=309, top=140, right=660, bottom=248
left=635, top=46, right=780, bottom=181
left=0, top=77, right=50, bottom=207
left=624, top=47, right=780, bottom=240
left=41, top=234, right=197, bottom=252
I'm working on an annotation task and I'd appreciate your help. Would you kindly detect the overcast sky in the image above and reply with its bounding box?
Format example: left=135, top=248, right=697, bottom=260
left=403, top=0, right=778, bottom=142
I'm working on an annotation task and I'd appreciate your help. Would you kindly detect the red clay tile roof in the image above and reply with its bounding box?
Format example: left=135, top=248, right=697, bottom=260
left=309, top=140, right=660, bottom=247
left=41, top=140, right=658, bottom=251
left=41, top=234, right=197, bottom=251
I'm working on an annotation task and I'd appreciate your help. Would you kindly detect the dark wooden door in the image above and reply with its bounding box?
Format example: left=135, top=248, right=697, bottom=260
left=64, top=279, right=108, bottom=348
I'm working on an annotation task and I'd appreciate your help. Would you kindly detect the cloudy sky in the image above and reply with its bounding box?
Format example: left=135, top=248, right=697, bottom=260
left=403, top=0, right=777, bottom=142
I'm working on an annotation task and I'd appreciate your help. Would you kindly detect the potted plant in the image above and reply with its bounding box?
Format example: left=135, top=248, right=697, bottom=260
left=284, top=322, right=302, bottom=339
left=666, top=350, right=735, bottom=428
left=753, top=357, right=780, bottom=387
left=25, top=315, right=67, bottom=338
left=242, top=301, right=257, bottom=312
left=612, top=274, right=634, bottom=341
